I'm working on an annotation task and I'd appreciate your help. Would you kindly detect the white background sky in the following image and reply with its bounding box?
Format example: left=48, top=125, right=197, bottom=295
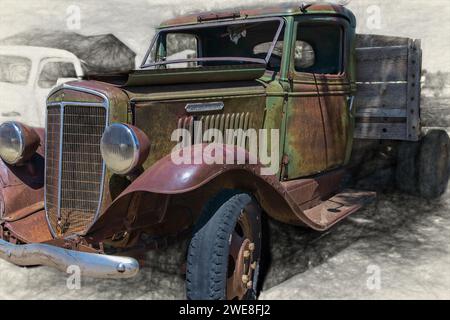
left=0, top=0, right=448, bottom=72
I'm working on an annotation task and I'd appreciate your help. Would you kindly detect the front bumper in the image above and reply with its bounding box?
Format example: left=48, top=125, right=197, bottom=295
left=0, top=239, right=139, bottom=279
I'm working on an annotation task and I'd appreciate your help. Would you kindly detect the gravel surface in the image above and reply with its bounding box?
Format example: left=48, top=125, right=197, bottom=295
left=1, top=188, right=449, bottom=300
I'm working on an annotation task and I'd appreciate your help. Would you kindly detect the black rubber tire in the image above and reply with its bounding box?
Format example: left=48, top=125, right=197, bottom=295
left=186, top=189, right=261, bottom=300
left=418, top=129, right=450, bottom=199
left=396, top=129, right=450, bottom=199
left=395, top=141, right=421, bottom=195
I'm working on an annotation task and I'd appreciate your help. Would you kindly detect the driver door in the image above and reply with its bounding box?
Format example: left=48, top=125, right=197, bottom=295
left=283, top=19, right=352, bottom=179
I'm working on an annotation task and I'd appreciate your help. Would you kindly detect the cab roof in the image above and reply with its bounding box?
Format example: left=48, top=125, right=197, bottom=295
left=160, top=2, right=356, bottom=28
left=0, top=45, right=79, bottom=61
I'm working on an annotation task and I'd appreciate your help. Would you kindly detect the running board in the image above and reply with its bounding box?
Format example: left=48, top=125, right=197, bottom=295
left=303, top=189, right=376, bottom=229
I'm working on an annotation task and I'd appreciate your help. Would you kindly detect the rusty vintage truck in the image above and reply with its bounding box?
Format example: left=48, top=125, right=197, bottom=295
left=0, top=2, right=449, bottom=300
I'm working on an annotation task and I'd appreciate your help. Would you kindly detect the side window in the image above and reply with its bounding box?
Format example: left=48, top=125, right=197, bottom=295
left=295, top=24, right=343, bottom=74
left=0, top=55, right=32, bottom=85
left=165, top=33, right=198, bottom=68
left=38, top=61, right=77, bottom=88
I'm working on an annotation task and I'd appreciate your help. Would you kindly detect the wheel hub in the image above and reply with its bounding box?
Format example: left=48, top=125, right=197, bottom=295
left=227, top=211, right=258, bottom=300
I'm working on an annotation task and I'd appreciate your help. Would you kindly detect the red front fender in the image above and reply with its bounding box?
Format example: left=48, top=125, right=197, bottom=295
left=111, top=144, right=264, bottom=195
left=0, top=128, right=45, bottom=218
left=87, top=144, right=266, bottom=237
left=0, top=127, right=51, bottom=243
left=87, top=144, right=323, bottom=240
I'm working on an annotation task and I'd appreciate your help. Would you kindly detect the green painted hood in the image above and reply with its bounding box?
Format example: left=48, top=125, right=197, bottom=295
left=89, top=64, right=266, bottom=87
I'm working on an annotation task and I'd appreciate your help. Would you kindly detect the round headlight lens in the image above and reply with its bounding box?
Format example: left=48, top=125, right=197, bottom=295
left=100, top=123, right=142, bottom=175
left=0, top=122, right=25, bottom=165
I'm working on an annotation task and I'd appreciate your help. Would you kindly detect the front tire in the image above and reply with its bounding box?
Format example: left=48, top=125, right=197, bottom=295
left=186, top=190, right=262, bottom=300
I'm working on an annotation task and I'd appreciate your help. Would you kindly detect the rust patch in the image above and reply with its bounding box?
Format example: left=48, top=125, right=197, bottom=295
left=284, top=73, right=328, bottom=178
left=5, top=210, right=53, bottom=243
left=160, top=3, right=355, bottom=27
left=0, top=128, right=45, bottom=218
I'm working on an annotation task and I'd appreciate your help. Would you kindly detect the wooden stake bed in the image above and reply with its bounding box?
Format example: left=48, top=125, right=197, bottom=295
left=354, top=34, right=422, bottom=141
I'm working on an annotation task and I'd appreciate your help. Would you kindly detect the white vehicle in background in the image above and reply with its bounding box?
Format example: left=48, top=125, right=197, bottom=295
left=0, top=46, right=84, bottom=127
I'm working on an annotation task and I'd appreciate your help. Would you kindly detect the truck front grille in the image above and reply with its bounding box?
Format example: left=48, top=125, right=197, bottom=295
left=45, top=102, right=107, bottom=236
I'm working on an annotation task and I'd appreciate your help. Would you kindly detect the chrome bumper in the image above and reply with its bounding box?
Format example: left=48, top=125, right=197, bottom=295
left=0, top=239, right=139, bottom=279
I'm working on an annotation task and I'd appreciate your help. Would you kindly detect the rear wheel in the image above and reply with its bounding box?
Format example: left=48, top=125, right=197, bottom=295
left=418, top=129, right=450, bottom=198
left=186, top=190, right=262, bottom=300
left=396, top=129, right=450, bottom=199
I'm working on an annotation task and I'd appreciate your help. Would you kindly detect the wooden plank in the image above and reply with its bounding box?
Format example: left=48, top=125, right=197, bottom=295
left=356, top=46, right=408, bottom=82
left=355, top=83, right=408, bottom=109
left=356, top=108, right=407, bottom=118
left=357, top=46, right=408, bottom=61
left=354, top=123, right=407, bottom=140
left=356, top=34, right=410, bottom=48
left=406, top=39, right=422, bottom=141
left=353, top=35, right=422, bottom=142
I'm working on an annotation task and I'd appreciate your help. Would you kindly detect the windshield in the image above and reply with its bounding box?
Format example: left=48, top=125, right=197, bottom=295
left=141, top=18, right=284, bottom=69
left=0, top=55, right=32, bottom=85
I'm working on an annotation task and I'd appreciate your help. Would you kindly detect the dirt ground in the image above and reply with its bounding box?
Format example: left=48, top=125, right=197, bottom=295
left=260, top=191, right=450, bottom=300
left=1, top=187, right=449, bottom=300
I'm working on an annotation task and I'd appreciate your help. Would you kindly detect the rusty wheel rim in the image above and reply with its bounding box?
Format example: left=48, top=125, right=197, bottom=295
left=226, top=208, right=261, bottom=300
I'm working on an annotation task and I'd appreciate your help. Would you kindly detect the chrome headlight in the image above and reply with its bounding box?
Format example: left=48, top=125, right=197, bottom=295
left=100, top=123, right=150, bottom=175
left=0, top=122, right=40, bottom=165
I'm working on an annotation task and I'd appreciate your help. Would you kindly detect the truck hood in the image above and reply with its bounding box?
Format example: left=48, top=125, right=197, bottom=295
left=88, top=64, right=266, bottom=87
left=52, top=73, right=269, bottom=170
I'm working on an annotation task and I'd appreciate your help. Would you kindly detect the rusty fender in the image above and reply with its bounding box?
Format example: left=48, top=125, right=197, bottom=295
left=87, top=144, right=326, bottom=240
left=0, top=128, right=45, bottom=219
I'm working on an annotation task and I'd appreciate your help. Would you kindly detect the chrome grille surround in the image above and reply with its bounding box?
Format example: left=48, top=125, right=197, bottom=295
left=45, top=85, right=109, bottom=237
